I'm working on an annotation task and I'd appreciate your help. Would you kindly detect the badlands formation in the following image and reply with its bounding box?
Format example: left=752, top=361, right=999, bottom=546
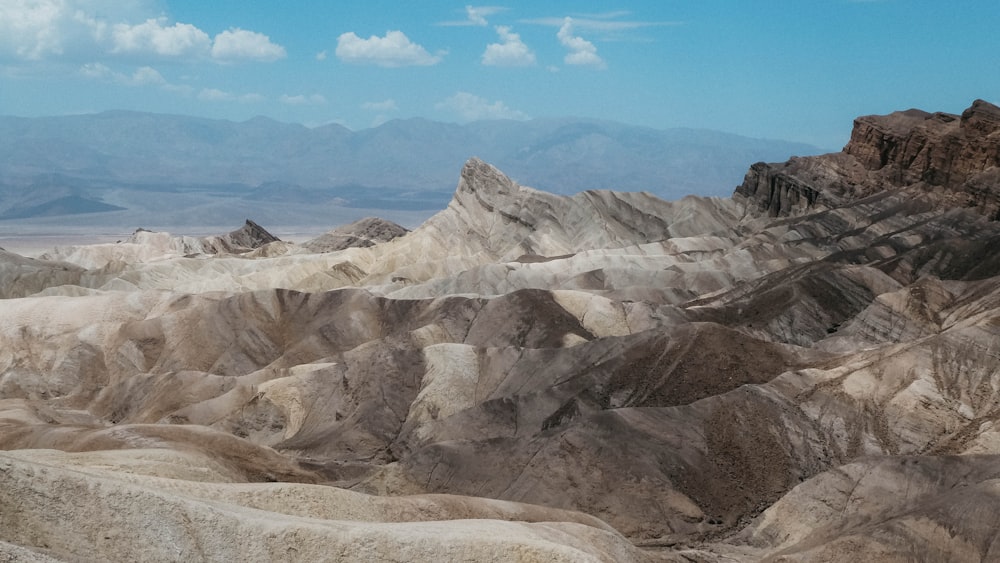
left=2, top=100, right=1000, bottom=561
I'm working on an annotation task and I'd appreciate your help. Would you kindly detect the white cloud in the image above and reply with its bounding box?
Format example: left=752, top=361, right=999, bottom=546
left=362, top=99, right=398, bottom=127
left=198, top=88, right=265, bottom=102
left=482, top=25, right=535, bottom=67
left=521, top=15, right=681, bottom=34
left=280, top=93, right=327, bottom=105
left=111, top=17, right=211, bottom=57
left=362, top=99, right=398, bottom=112
left=316, top=50, right=327, bottom=61
left=198, top=87, right=232, bottom=101
left=436, top=92, right=528, bottom=122
left=0, top=0, right=105, bottom=59
left=211, top=28, right=285, bottom=62
left=79, top=61, right=115, bottom=79
left=557, top=18, right=605, bottom=69
left=130, top=65, right=166, bottom=85
left=81, top=62, right=155, bottom=85
left=0, top=1, right=285, bottom=64
left=577, top=10, right=633, bottom=20
left=466, top=5, right=490, bottom=26
left=439, top=5, right=505, bottom=27
left=113, top=18, right=288, bottom=62
left=79, top=61, right=192, bottom=92
left=520, top=13, right=681, bottom=44
left=335, top=30, right=442, bottom=67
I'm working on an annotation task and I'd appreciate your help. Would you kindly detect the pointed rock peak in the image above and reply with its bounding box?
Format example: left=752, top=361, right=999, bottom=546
left=227, top=219, right=280, bottom=249
left=462, top=156, right=487, bottom=170
left=244, top=218, right=268, bottom=232
left=449, top=157, right=553, bottom=232
left=458, top=157, right=519, bottom=197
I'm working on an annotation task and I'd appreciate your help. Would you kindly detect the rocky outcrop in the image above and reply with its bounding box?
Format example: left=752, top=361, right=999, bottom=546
left=737, top=99, right=1000, bottom=218
left=301, top=217, right=408, bottom=253
left=845, top=100, right=1000, bottom=188
left=733, top=160, right=824, bottom=216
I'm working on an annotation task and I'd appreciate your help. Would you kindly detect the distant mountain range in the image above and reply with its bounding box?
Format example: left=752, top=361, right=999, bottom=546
left=0, top=111, right=824, bottom=227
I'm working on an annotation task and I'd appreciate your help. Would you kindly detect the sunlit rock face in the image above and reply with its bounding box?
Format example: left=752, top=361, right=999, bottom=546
left=3, top=101, right=1000, bottom=562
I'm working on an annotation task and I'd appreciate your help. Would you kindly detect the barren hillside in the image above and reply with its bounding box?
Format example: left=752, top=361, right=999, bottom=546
left=2, top=100, right=1000, bottom=562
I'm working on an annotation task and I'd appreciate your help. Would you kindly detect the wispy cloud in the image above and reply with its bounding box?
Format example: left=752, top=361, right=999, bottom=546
left=78, top=61, right=273, bottom=103
left=78, top=62, right=113, bottom=80
left=79, top=62, right=191, bottom=93
left=575, top=11, right=634, bottom=20
left=335, top=30, right=443, bottom=67
left=198, top=88, right=265, bottom=103
left=482, top=25, right=535, bottom=67
left=436, top=92, right=528, bottom=122
left=556, top=18, right=605, bottom=69
left=279, top=93, right=327, bottom=105
left=521, top=14, right=682, bottom=37
left=362, top=99, right=399, bottom=127
left=198, top=88, right=232, bottom=101
left=439, top=5, right=506, bottom=27
left=362, top=99, right=399, bottom=112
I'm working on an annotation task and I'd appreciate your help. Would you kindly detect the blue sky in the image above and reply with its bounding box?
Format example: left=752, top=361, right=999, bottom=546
left=1, top=1, right=997, bottom=148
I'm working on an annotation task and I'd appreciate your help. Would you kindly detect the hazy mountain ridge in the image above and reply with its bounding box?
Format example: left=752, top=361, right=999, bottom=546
left=0, top=111, right=822, bottom=223
left=2, top=101, right=1000, bottom=561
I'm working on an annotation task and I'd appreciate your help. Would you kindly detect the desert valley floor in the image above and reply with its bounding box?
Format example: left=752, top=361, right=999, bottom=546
left=2, top=100, right=1000, bottom=561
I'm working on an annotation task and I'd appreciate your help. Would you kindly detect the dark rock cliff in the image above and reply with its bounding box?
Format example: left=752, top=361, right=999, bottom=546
left=736, top=99, right=1000, bottom=218
left=844, top=99, right=1000, bottom=189
left=733, top=160, right=823, bottom=217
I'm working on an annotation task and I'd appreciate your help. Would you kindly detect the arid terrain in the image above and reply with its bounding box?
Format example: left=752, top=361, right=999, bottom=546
left=2, top=100, right=1000, bottom=561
